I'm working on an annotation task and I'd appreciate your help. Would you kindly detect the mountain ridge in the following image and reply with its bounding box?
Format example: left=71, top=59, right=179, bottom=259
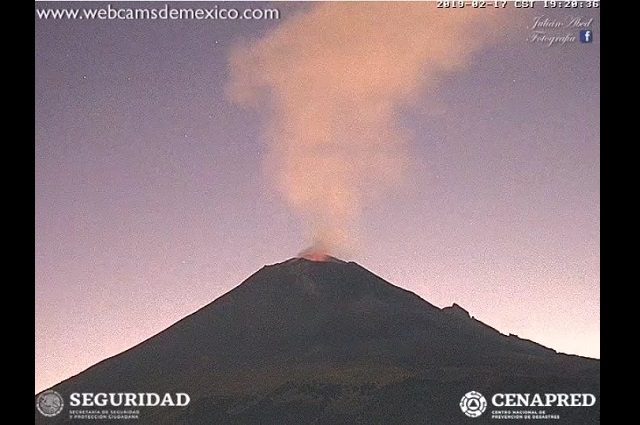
left=36, top=257, right=599, bottom=424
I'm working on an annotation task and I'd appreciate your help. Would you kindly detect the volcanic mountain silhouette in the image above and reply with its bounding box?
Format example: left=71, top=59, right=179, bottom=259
left=36, top=257, right=599, bottom=424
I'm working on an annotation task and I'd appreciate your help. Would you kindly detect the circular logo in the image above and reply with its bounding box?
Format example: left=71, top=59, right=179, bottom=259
left=36, top=390, right=64, bottom=417
left=460, top=391, right=487, bottom=418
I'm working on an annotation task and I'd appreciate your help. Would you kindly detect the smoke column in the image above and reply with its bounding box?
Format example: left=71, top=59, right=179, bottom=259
left=227, top=3, right=508, bottom=255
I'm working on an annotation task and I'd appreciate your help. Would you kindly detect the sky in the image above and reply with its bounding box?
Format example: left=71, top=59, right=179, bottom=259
left=35, top=1, right=600, bottom=394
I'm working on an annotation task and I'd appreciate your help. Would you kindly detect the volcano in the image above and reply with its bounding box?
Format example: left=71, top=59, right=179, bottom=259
left=36, top=257, right=599, bottom=424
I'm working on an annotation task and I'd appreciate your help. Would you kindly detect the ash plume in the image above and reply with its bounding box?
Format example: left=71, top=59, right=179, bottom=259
left=227, top=3, right=508, bottom=253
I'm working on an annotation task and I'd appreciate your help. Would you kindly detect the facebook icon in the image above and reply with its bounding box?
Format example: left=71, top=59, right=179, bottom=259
left=580, top=30, right=593, bottom=43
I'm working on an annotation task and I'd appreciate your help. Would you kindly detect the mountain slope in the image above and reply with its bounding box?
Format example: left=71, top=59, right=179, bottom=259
left=36, top=257, right=599, bottom=424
